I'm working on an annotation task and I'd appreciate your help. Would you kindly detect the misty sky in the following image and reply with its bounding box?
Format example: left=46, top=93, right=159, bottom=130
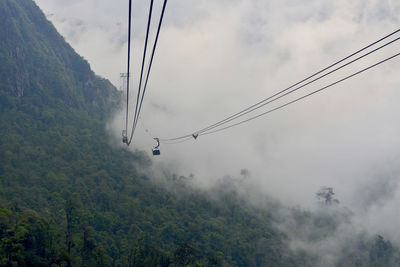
left=34, top=0, right=400, bottom=243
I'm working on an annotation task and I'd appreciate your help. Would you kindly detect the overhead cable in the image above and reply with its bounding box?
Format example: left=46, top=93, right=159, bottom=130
left=128, top=0, right=154, bottom=145
left=159, top=28, right=400, bottom=142
left=133, top=0, right=168, bottom=135
left=163, top=137, right=193, bottom=145
left=200, top=52, right=400, bottom=137
left=198, top=36, right=400, bottom=134
left=125, top=0, right=133, bottom=133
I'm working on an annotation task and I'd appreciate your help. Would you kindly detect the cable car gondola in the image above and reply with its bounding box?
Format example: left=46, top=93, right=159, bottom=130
left=152, top=138, right=161, bottom=156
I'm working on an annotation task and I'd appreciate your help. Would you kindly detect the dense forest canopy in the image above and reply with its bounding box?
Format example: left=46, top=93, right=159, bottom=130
left=1, top=0, right=399, bottom=266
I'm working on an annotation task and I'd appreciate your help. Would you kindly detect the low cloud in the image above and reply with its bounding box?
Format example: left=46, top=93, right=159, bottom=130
left=36, top=0, right=400, bottom=246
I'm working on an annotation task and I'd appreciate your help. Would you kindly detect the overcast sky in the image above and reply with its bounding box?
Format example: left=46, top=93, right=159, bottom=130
left=35, top=0, right=400, bottom=242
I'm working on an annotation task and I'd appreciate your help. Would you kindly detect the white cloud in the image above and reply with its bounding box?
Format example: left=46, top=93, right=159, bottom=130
left=36, top=0, right=400, bottom=243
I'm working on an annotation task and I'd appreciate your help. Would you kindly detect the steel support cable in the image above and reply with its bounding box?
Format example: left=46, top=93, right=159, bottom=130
left=199, top=52, right=400, bottom=137
left=125, top=0, right=133, bottom=133
left=132, top=0, right=168, bottom=135
left=128, top=0, right=154, bottom=145
left=159, top=28, right=400, bottom=142
left=196, top=30, right=400, bottom=135
left=163, top=137, right=193, bottom=145
left=195, top=36, right=400, bottom=134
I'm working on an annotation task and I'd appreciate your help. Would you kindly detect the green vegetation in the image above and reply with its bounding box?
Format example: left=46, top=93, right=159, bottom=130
left=1, top=0, right=400, bottom=266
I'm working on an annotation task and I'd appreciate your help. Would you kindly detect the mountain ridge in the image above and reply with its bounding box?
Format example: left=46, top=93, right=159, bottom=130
left=0, top=0, right=399, bottom=266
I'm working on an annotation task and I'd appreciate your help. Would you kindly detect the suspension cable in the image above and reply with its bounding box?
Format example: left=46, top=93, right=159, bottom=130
left=159, top=28, right=400, bottom=142
left=125, top=0, right=133, bottom=133
left=199, top=52, right=400, bottom=137
left=197, top=36, right=400, bottom=134
left=132, top=0, right=168, bottom=135
left=128, top=0, right=154, bottom=145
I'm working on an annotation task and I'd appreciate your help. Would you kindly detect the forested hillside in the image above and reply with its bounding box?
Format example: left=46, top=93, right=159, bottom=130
left=0, top=0, right=399, bottom=266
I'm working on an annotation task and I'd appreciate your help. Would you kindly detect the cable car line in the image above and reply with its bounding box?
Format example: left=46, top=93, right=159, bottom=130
left=195, top=36, right=400, bottom=135
left=162, top=51, right=400, bottom=143
left=125, top=0, right=133, bottom=133
left=163, top=137, right=193, bottom=145
left=159, top=28, right=400, bottom=142
left=159, top=29, right=400, bottom=142
left=197, top=36, right=400, bottom=135
left=199, top=52, right=400, bottom=137
left=122, top=0, right=133, bottom=144
left=128, top=0, right=154, bottom=145
left=132, top=0, right=168, bottom=136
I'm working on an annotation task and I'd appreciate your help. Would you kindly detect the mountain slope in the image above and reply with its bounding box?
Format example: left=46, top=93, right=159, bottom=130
left=0, top=1, right=292, bottom=265
left=0, top=0, right=117, bottom=114
left=0, top=0, right=399, bottom=266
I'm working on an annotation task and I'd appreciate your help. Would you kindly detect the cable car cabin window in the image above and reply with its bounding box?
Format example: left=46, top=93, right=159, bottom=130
left=152, top=149, right=160, bottom=156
